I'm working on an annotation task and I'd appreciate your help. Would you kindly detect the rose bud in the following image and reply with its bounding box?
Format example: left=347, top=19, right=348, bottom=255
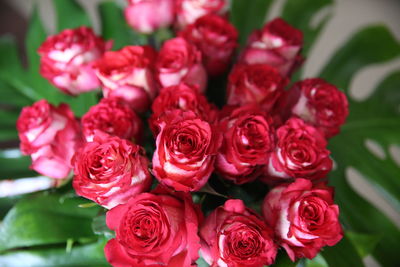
left=72, top=131, right=151, bottom=209
left=149, top=83, right=217, bottom=134
left=124, top=0, right=174, bottom=34
left=38, top=26, right=111, bottom=95
left=16, top=100, right=81, bottom=179
left=94, top=45, right=158, bottom=113
left=200, top=199, right=278, bottom=267
left=263, top=117, right=332, bottom=183
left=287, top=78, right=349, bottom=138
left=175, top=0, right=229, bottom=29
left=152, top=109, right=221, bottom=192
left=263, top=178, right=343, bottom=261
left=227, top=64, right=288, bottom=112
left=180, top=14, right=238, bottom=76
left=104, top=188, right=202, bottom=266
left=216, top=105, right=275, bottom=184
left=240, top=18, right=304, bottom=77
left=81, top=97, right=143, bottom=143
left=156, top=37, right=207, bottom=92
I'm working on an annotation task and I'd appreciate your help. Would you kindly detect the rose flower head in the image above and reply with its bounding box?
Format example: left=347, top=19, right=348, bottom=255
left=17, top=100, right=81, bottom=179
left=263, top=178, right=343, bottom=261
left=105, top=188, right=202, bottom=266
left=38, top=26, right=111, bottom=95
left=72, top=131, right=151, bottom=209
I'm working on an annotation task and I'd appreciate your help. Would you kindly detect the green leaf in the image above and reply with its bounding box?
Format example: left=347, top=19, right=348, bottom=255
left=320, top=25, right=400, bottom=90
left=271, top=251, right=297, bottom=267
left=54, top=0, right=91, bottom=31
left=320, top=235, right=364, bottom=267
left=346, top=232, right=381, bottom=258
left=196, top=257, right=209, bottom=267
left=98, top=1, right=134, bottom=50
left=321, top=25, right=400, bottom=267
left=231, top=0, right=274, bottom=46
left=282, top=0, right=333, bottom=56
left=305, top=254, right=328, bottom=267
left=0, top=238, right=109, bottom=267
left=0, top=194, right=100, bottom=251
left=25, top=8, right=63, bottom=103
left=65, top=91, right=99, bottom=117
left=0, top=149, right=36, bottom=179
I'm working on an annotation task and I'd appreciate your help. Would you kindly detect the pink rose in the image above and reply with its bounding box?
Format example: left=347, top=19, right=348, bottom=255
left=38, top=26, right=111, bottom=95
left=216, top=105, right=275, bottom=184
left=72, top=131, right=151, bottom=209
left=227, top=64, right=288, bottom=112
left=180, top=14, right=238, bottom=76
left=175, top=0, right=229, bottom=29
left=105, top=187, right=202, bottom=266
left=264, top=118, right=332, bottom=183
left=125, top=0, right=174, bottom=34
left=287, top=78, right=349, bottom=138
left=149, top=83, right=217, bottom=135
left=152, top=109, right=221, bottom=192
left=200, top=199, right=278, bottom=267
left=81, top=97, right=143, bottom=143
left=94, top=45, right=158, bottom=113
left=156, top=37, right=207, bottom=92
left=16, top=100, right=81, bottom=179
left=262, top=179, right=343, bottom=261
left=240, top=18, right=303, bottom=77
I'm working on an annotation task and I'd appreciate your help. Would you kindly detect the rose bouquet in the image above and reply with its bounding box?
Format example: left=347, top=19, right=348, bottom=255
left=0, top=0, right=399, bottom=267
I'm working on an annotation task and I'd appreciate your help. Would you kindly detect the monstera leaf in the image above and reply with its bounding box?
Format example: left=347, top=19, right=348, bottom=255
left=0, top=0, right=399, bottom=266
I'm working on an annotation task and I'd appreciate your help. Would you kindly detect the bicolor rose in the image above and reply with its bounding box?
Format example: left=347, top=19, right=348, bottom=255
left=288, top=78, right=349, bottom=138
left=227, top=64, right=287, bottom=112
left=81, top=97, right=143, bottom=143
left=175, top=0, right=229, bottom=29
left=180, top=14, right=238, bottom=76
left=152, top=110, right=221, bottom=192
left=17, top=100, right=81, bottom=179
left=262, top=179, right=343, bottom=261
left=149, top=83, right=217, bottom=134
left=105, top=187, right=202, bottom=266
left=264, top=118, right=332, bottom=183
left=72, top=131, right=151, bottom=209
left=156, top=37, right=207, bottom=92
left=38, top=26, right=111, bottom=95
left=200, top=199, right=278, bottom=267
left=94, top=45, right=158, bottom=113
left=124, top=0, right=174, bottom=34
left=216, top=105, right=275, bottom=184
left=240, top=18, right=303, bottom=77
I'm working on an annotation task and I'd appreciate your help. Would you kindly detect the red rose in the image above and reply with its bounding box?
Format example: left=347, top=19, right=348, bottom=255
left=264, top=118, right=332, bottom=183
left=38, top=26, right=111, bottom=95
left=180, top=14, right=238, bottom=76
left=156, top=37, right=207, bottom=93
left=262, top=179, right=343, bottom=261
left=94, top=45, right=158, bottom=113
left=125, top=0, right=174, bottom=34
left=288, top=78, right=349, bottom=138
left=72, top=131, right=151, bottom=209
left=81, top=97, right=143, bottom=143
left=227, top=64, right=288, bottom=112
left=200, top=199, right=278, bottom=267
left=240, top=18, right=303, bottom=77
left=175, top=0, right=229, bottom=29
left=216, top=105, right=275, bottom=184
left=152, top=109, right=221, bottom=192
left=149, top=83, right=217, bottom=134
left=17, top=100, right=81, bottom=179
left=105, top=187, right=202, bottom=266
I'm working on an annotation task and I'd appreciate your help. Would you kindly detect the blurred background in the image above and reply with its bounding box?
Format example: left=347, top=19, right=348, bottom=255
left=0, top=0, right=399, bottom=266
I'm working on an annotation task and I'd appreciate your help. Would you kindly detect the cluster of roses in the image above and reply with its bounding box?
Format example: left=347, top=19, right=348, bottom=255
left=16, top=0, right=349, bottom=266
